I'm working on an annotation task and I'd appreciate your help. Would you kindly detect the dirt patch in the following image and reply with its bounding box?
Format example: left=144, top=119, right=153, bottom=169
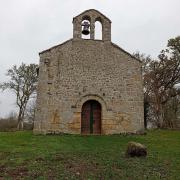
left=65, top=160, right=101, bottom=179
left=8, top=167, right=29, bottom=178
left=53, top=154, right=105, bottom=179
left=0, top=165, right=6, bottom=178
left=0, top=166, right=29, bottom=179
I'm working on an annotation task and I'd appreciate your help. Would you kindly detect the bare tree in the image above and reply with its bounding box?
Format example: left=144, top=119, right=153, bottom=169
left=25, top=98, right=36, bottom=126
left=0, top=63, right=38, bottom=130
left=134, top=36, right=180, bottom=128
left=163, top=92, right=180, bottom=128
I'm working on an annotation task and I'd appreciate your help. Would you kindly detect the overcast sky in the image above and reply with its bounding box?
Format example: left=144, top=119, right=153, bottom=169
left=0, top=0, right=180, bottom=117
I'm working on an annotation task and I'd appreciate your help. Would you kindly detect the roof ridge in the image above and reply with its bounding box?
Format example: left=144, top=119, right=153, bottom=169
left=73, top=9, right=111, bottom=23
left=39, top=38, right=141, bottom=63
left=39, top=39, right=73, bottom=55
left=111, top=42, right=142, bottom=63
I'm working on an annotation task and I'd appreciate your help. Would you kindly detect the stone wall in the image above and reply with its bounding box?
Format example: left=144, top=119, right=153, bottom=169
left=34, top=39, right=144, bottom=134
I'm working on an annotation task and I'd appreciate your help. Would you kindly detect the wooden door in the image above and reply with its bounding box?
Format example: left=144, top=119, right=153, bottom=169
left=92, top=102, right=101, bottom=134
left=81, top=101, right=91, bottom=134
left=81, top=100, right=101, bottom=134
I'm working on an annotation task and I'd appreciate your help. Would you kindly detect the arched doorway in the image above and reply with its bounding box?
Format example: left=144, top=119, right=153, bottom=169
left=81, top=100, right=101, bottom=134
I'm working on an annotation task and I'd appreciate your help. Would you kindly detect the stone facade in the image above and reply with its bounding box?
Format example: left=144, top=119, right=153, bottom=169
left=33, top=9, right=144, bottom=134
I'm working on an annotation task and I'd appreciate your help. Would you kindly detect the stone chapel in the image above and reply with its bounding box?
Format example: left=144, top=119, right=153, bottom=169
left=33, top=9, right=144, bottom=134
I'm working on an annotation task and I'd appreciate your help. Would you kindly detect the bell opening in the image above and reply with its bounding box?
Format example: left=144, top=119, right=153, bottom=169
left=81, top=20, right=90, bottom=39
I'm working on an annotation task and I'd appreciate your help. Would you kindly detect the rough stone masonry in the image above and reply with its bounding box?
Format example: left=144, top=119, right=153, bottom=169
left=33, top=9, right=144, bottom=135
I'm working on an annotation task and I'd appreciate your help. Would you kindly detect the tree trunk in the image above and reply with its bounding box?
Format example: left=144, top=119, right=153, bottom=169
left=17, top=108, right=24, bottom=130
left=17, top=119, right=24, bottom=130
left=144, top=101, right=149, bottom=129
left=156, top=104, right=165, bottom=128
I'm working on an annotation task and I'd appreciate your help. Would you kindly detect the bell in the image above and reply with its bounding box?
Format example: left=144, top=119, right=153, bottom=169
left=82, top=21, right=90, bottom=35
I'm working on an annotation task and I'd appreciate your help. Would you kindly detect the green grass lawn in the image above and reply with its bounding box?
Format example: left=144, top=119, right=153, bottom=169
left=0, top=130, right=179, bottom=179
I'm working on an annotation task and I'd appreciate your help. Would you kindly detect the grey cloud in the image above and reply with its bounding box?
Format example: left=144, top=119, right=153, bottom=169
left=0, top=0, right=180, bottom=117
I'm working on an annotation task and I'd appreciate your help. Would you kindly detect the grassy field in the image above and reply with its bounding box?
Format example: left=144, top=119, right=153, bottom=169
left=0, top=130, right=179, bottom=179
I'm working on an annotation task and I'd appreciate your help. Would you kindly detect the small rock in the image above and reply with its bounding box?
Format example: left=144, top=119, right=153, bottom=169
left=126, top=141, right=147, bottom=157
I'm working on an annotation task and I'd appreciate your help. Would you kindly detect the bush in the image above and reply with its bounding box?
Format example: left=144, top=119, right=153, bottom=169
left=0, top=118, right=17, bottom=131
left=0, top=118, right=33, bottom=131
